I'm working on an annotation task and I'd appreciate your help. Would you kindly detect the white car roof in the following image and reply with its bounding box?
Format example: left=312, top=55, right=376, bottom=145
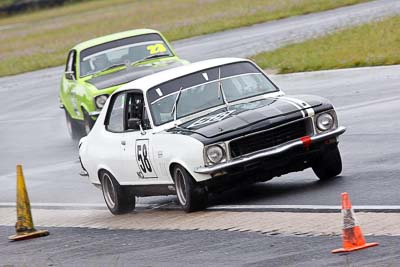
left=115, top=57, right=251, bottom=93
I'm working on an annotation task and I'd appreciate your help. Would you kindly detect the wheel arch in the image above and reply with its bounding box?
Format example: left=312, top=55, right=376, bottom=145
left=97, top=167, right=120, bottom=185
left=168, top=160, right=211, bottom=183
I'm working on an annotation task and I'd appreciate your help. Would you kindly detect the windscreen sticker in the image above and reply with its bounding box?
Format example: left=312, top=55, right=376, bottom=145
left=202, top=72, right=209, bottom=81
left=155, top=88, right=163, bottom=97
left=187, top=110, right=235, bottom=128
left=146, top=43, right=167, bottom=54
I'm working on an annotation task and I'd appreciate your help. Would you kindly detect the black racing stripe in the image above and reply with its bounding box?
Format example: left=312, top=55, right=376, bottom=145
left=86, top=61, right=183, bottom=90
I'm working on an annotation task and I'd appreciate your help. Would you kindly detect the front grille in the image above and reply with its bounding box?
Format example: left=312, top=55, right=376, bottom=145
left=229, top=119, right=308, bottom=158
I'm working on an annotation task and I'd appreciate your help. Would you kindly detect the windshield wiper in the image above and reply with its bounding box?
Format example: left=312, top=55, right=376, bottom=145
left=170, top=86, right=184, bottom=123
left=92, top=63, right=126, bottom=77
left=132, top=53, right=171, bottom=65
left=218, top=67, right=230, bottom=110
left=91, top=53, right=171, bottom=77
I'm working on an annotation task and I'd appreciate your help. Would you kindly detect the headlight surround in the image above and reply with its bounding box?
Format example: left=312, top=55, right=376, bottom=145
left=205, top=144, right=226, bottom=165
left=316, top=112, right=335, bottom=131
left=95, top=94, right=109, bottom=109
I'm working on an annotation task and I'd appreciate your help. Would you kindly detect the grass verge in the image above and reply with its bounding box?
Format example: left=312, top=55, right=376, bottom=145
left=0, top=0, right=369, bottom=77
left=252, top=15, right=400, bottom=74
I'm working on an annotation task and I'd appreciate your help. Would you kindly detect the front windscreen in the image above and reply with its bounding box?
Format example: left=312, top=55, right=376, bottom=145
left=147, top=62, right=278, bottom=126
left=79, top=33, right=173, bottom=77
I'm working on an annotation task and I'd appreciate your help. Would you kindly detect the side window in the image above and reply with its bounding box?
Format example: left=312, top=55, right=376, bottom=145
left=106, top=94, right=126, bottom=132
left=65, top=50, right=76, bottom=80
left=126, top=93, right=151, bottom=130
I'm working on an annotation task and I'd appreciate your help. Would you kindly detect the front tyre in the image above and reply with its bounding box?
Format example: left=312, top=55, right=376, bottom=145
left=173, top=165, right=208, bottom=212
left=312, top=146, right=342, bottom=180
left=65, top=110, right=82, bottom=140
left=100, top=171, right=135, bottom=215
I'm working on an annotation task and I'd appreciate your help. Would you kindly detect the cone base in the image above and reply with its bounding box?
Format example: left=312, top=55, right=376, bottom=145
left=8, top=229, right=49, bottom=241
left=331, top=242, right=379, bottom=253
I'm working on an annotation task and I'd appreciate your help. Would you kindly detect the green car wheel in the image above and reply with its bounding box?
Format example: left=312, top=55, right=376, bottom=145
left=82, top=110, right=95, bottom=136
left=64, top=110, right=82, bottom=140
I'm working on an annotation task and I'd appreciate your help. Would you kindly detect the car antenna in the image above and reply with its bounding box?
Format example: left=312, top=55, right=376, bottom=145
left=170, top=86, right=184, bottom=124
left=218, top=67, right=230, bottom=110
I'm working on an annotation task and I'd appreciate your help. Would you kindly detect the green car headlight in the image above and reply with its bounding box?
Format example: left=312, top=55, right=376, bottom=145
left=95, top=95, right=109, bottom=109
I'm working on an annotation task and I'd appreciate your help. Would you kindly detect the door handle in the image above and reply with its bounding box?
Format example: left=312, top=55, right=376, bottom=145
left=121, top=140, right=126, bottom=145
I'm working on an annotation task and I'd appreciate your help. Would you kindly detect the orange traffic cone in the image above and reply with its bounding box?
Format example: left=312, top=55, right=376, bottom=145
left=8, top=165, right=49, bottom=241
left=331, top=192, right=378, bottom=253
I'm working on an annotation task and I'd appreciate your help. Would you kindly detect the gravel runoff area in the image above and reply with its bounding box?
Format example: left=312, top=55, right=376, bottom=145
left=1, top=226, right=399, bottom=267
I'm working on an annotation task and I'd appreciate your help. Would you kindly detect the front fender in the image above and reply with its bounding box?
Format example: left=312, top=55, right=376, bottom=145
left=151, top=133, right=212, bottom=183
left=168, top=158, right=211, bottom=183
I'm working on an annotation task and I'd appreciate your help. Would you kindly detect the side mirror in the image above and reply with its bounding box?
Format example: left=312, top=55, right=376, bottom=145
left=127, top=118, right=142, bottom=130
left=65, top=71, right=76, bottom=80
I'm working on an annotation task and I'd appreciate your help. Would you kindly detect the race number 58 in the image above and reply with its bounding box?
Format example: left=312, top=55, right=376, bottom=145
left=136, top=140, right=156, bottom=178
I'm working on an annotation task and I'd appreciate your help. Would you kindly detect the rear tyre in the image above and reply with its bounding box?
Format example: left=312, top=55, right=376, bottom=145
left=100, top=171, right=135, bottom=215
left=65, top=110, right=82, bottom=140
left=173, top=165, right=208, bottom=212
left=312, top=146, right=342, bottom=180
left=82, top=110, right=95, bottom=136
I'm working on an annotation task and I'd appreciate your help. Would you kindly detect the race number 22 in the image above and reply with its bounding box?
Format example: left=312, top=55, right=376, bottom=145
left=136, top=140, right=157, bottom=178
left=146, top=43, right=167, bottom=55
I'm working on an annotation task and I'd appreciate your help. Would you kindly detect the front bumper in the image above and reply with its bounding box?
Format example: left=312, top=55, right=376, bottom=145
left=88, top=110, right=101, bottom=116
left=194, top=126, right=346, bottom=174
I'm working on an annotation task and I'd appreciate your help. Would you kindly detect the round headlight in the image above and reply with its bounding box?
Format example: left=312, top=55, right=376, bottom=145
left=206, top=145, right=225, bottom=164
left=316, top=113, right=334, bottom=131
left=95, top=95, right=108, bottom=109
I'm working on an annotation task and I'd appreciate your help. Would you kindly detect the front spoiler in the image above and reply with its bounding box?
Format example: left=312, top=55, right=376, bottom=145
left=194, top=126, right=346, bottom=174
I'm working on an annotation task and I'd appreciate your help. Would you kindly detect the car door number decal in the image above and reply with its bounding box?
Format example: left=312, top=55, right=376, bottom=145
left=135, top=139, right=157, bottom=178
left=137, top=144, right=152, bottom=173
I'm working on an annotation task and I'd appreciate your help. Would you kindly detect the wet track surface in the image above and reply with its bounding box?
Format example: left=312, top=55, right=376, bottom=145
left=1, top=0, right=400, bottom=208
left=1, top=65, right=399, bottom=208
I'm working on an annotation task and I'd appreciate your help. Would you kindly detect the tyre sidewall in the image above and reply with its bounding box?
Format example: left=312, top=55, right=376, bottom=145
left=173, top=166, right=207, bottom=212
left=83, top=110, right=95, bottom=136
left=312, top=146, right=342, bottom=180
left=100, top=171, right=135, bottom=215
left=64, top=110, right=82, bottom=140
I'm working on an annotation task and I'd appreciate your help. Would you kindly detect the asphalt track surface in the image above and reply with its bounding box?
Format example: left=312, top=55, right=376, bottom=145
left=1, top=0, right=400, bottom=208
left=1, top=226, right=399, bottom=267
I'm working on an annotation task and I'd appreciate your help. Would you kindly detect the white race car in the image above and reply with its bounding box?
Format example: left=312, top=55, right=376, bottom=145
left=79, top=58, right=346, bottom=214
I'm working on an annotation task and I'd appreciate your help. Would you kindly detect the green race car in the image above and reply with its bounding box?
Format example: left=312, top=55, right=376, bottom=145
left=59, top=29, right=188, bottom=139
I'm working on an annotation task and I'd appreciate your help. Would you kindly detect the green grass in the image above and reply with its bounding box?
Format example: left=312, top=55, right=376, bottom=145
left=0, top=0, right=369, bottom=77
left=0, top=0, right=13, bottom=8
left=252, top=15, right=400, bottom=74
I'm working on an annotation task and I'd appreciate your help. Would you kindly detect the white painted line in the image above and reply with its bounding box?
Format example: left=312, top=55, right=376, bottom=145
left=207, top=205, right=400, bottom=212
left=0, top=202, right=150, bottom=210
left=207, top=205, right=341, bottom=210
left=1, top=203, right=400, bottom=212
left=0, top=202, right=103, bottom=207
